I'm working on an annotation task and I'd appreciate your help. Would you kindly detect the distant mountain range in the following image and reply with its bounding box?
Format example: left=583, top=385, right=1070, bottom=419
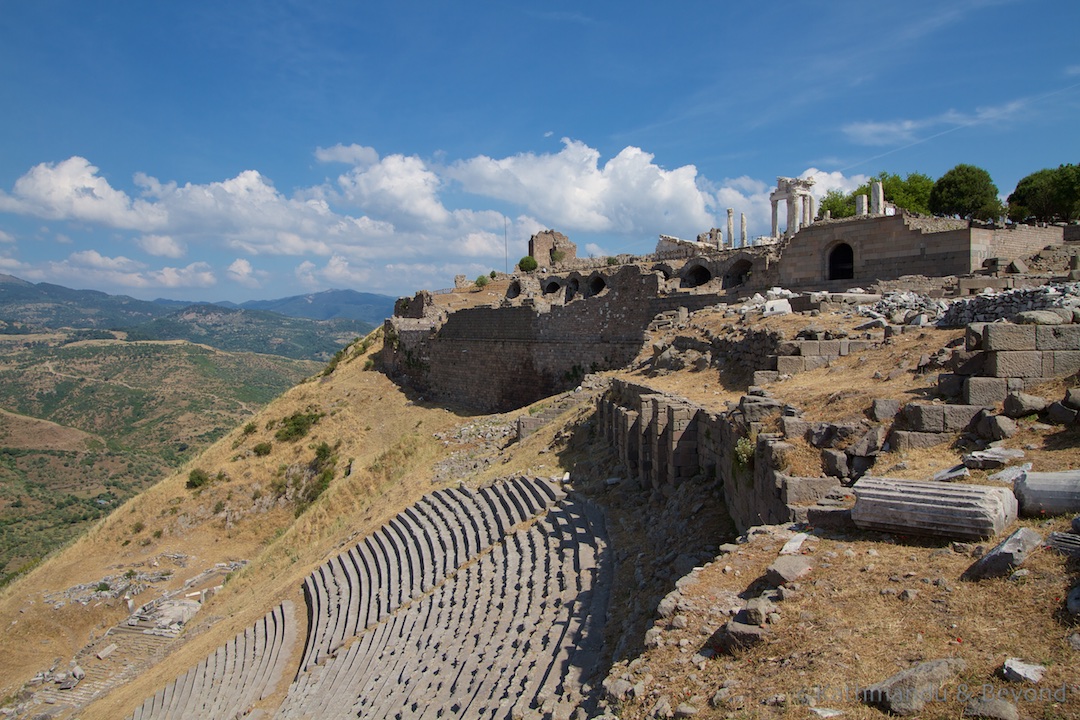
left=0, top=275, right=398, bottom=361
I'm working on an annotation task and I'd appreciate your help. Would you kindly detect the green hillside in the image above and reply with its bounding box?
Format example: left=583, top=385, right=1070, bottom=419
left=0, top=333, right=320, bottom=584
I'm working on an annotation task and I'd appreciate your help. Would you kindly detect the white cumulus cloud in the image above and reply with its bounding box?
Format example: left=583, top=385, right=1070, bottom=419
left=448, top=138, right=716, bottom=239
left=0, top=157, right=167, bottom=230
left=137, top=234, right=186, bottom=258
left=315, top=143, right=379, bottom=167
left=335, top=154, right=451, bottom=227
left=226, top=258, right=267, bottom=288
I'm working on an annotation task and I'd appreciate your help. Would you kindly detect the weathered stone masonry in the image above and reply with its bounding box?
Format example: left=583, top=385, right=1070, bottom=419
left=383, top=267, right=723, bottom=412
left=598, top=379, right=844, bottom=533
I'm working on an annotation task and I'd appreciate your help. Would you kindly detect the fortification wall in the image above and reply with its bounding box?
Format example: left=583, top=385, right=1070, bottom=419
left=775, top=215, right=1063, bottom=288
left=983, top=224, right=1065, bottom=263
left=383, top=267, right=723, bottom=411
left=776, top=215, right=973, bottom=285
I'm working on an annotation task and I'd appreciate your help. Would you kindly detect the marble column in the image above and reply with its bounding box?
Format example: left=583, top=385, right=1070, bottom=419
left=740, top=213, right=747, bottom=246
left=727, top=209, right=734, bottom=249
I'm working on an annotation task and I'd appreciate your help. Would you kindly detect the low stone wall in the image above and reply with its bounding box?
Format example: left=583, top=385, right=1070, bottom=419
left=935, top=311, right=1080, bottom=407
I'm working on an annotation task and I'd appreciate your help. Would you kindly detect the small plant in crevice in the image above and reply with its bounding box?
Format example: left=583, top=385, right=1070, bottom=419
left=733, top=434, right=756, bottom=472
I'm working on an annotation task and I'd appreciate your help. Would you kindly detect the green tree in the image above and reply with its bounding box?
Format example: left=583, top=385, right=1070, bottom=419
left=816, top=188, right=856, bottom=219
left=816, top=171, right=934, bottom=220
left=517, top=256, right=538, bottom=272
left=929, top=164, right=1004, bottom=220
left=1008, top=164, right=1080, bottom=222
left=474, top=275, right=489, bottom=288
left=880, top=172, right=933, bottom=215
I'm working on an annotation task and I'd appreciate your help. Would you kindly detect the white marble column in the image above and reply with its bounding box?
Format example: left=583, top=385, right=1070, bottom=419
left=771, top=201, right=779, bottom=238
left=856, top=194, right=868, bottom=216
left=740, top=213, right=747, bottom=246
left=727, top=208, right=735, bottom=249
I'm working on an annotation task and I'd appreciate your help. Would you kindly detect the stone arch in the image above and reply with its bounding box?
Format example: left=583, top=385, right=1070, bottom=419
left=542, top=279, right=562, bottom=295
left=681, top=263, right=713, bottom=288
left=506, top=280, right=522, bottom=299
left=828, top=242, right=855, bottom=280
left=586, top=273, right=608, bottom=297
left=565, top=278, right=580, bottom=302
left=722, top=259, right=753, bottom=289
left=651, top=263, right=677, bottom=280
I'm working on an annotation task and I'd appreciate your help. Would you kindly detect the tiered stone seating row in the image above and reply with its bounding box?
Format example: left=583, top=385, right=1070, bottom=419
left=126, top=600, right=296, bottom=720
left=298, top=476, right=565, bottom=673
left=274, top=494, right=609, bottom=720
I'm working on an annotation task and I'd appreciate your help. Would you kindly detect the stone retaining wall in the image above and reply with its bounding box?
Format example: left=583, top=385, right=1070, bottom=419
left=384, top=266, right=723, bottom=412
left=598, top=379, right=849, bottom=532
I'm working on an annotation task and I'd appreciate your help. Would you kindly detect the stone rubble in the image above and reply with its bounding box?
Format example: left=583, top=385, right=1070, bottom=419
left=938, top=282, right=1080, bottom=327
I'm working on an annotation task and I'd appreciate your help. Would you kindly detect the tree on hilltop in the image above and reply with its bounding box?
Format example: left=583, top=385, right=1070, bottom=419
left=817, top=188, right=856, bottom=219
left=815, top=171, right=934, bottom=220
left=1007, top=164, right=1080, bottom=223
left=929, top=164, right=1004, bottom=221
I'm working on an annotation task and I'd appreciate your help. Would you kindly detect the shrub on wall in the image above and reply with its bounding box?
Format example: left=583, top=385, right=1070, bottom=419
left=518, top=255, right=538, bottom=272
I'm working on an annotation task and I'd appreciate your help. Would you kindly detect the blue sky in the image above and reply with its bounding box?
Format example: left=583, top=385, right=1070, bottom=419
left=0, top=0, right=1077, bottom=302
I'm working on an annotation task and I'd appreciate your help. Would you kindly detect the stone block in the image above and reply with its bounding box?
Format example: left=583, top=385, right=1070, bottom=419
left=851, top=477, right=1017, bottom=540
left=822, top=449, right=848, bottom=478
left=712, top=621, right=768, bottom=653
left=904, top=403, right=944, bottom=432
left=976, top=414, right=1017, bottom=440
left=1036, top=324, right=1080, bottom=351
left=1015, top=470, right=1080, bottom=516
left=984, top=323, right=1037, bottom=351
left=937, top=373, right=964, bottom=398
left=764, top=555, right=813, bottom=586
left=870, top=398, right=901, bottom=422
left=752, top=370, right=779, bottom=386
left=966, top=322, right=988, bottom=351
left=1015, top=309, right=1065, bottom=325
left=985, top=351, right=1043, bottom=378
left=942, top=404, right=983, bottom=431
left=1002, top=392, right=1049, bottom=418
left=848, top=426, right=887, bottom=457
left=762, top=299, right=791, bottom=316
left=860, top=659, right=966, bottom=716
left=782, top=475, right=842, bottom=505
left=847, top=340, right=874, bottom=353
left=775, top=355, right=804, bottom=374
left=796, top=340, right=819, bottom=356
left=1050, top=350, right=1080, bottom=376
left=838, top=339, right=850, bottom=356
left=780, top=416, right=810, bottom=439
left=889, top=430, right=949, bottom=451
left=949, top=349, right=984, bottom=376
left=1046, top=401, right=1078, bottom=425
left=802, top=356, right=829, bottom=371
left=818, top=340, right=842, bottom=357
left=962, top=527, right=1044, bottom=579
left=963, top=377, right=1008, bottom=407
